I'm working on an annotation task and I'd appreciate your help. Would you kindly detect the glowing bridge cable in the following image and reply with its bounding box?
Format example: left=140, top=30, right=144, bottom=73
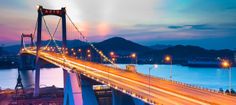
left=42, top=16, right=62, bottom=52
left=43, top=17, right=61, bottom=50
left=65, top=14, right=118, bottom=67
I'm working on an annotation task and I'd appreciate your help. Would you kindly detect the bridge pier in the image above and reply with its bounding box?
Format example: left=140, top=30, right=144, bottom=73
left=80, top=75, right=99, bottom=105
left=63, top=71, right=99, bottom=105
left=112, top=89, right=149, bottom=105
left=63, top=70, right=83, bottom=105
left=33, top=56, right=40, bottom=97
left=34, top=6, right=67, bottom=97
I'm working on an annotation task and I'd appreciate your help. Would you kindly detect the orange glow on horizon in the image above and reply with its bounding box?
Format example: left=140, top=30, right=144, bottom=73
left=97, top=22, right=110, bottom=36
left=79, top=22, right=89, bottom=37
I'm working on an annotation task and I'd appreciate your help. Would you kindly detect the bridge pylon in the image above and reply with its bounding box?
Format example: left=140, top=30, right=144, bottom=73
left=20, top=33, right=34, bottom=49
left=19, top=33, right=35, bottom=70
left=34, top=6, right=66, bottom=97
left=34, top=6, right=67, bottom=97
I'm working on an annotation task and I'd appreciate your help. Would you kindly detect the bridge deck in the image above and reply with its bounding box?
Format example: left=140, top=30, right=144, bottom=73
left=22, top=49, right=236, bottom=105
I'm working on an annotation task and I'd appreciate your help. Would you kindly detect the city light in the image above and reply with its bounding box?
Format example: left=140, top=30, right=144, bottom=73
left=87, top=54, right=91, bottom=57
left=78, top=49, right=81, bottom=52
left=110, top=51, right=114, bottom=56
left=164, top=55, right=172, bottom=62
left=221, top=60, right=231, bottom=68
left=131, top=53, right=136, bottom=58
left=87, top=49, right=91, bottom=53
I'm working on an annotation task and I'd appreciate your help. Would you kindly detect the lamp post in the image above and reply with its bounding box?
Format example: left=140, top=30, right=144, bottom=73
left=164, top=55, right=173, bottom=81
left=87, top=49, right=91, bottom=61
left=131, top=53, right=137, bottom=64
left=148, top=64, right=158, bottom=98
left=110, top=51, right=115, bottom=63
left=78, top=49, right=82, bottom=59
left=221, top=59, right=232, bottom=94
left=87, top=54, right=91, bottom=61
left=73, top=52, right=76, bottom=58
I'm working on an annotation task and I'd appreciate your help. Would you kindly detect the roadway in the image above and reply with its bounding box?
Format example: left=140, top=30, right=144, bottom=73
left=22, top=49, right=236, bottom=105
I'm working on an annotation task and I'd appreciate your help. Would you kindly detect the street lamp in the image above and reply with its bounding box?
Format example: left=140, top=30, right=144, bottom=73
left=148, top=64, right=158, bottom=98
left=112, top=58, right=116, bottom=62
left=87, top=49, right=91, bottom=53
left=164, top=55, right=173, bottom=81
left=221, top=59, right=232, bottom=94
left=87, top=49, right=91, bottom=61
left=87, top=54, right=91, bottom=61
left=73, top=52, right=76, bottom=58
left=110, top=51, right=116, bottom=63
left=110, top=51, right=114, bottom=56
left=131, top=53, right=137, bottom=64
left=78, top=49, right=82, bottom=59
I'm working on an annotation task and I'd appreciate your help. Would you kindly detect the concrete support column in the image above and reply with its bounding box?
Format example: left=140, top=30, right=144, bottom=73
left=133, top=98, right=149, bottom=105
left=80, top=75, right=98, bottom=105
left=63, top=71, right=83, bottom=105
left=112, top=89, right=149, bottom=105
left=34, top=6, right=43, bottom=97
left=112, top=89, right=135, bottom=105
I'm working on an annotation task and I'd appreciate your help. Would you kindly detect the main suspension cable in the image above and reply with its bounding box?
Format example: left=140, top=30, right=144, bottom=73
left=66, top=14, right=117, bottom=66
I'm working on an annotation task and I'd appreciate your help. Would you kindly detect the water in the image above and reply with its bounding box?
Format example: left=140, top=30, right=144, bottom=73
left=0, top=65, right=235, bottom=91
left=0, top=68, right=63, bottom=89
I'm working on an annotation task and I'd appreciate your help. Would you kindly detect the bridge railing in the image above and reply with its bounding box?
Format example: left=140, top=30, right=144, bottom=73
left=135, top=71, right=223, bottom=95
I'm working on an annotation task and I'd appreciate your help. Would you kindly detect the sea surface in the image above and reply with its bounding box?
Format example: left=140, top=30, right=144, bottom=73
left=0, top=64, right=235, bottom=91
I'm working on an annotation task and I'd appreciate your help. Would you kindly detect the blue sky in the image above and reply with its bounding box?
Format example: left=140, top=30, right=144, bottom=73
left=0, top=0, right=235, bottom=49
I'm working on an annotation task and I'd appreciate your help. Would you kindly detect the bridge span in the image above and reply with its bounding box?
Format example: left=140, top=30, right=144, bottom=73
left=21, top=48, right=236, bottom=105
left=17, top=5, right=236, bottom=105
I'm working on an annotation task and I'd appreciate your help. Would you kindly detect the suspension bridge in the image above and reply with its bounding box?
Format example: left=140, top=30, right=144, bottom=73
left=19, top=6, right=236, bottom=105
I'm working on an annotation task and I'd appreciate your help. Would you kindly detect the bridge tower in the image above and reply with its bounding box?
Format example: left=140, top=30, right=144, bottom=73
left=19, top=33, right=35, bottom=70
left=34, top=6, right=67, bottom=97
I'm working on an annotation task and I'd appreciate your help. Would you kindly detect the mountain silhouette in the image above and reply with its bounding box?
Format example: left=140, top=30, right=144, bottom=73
left=93, top=37, right=152, bottom=53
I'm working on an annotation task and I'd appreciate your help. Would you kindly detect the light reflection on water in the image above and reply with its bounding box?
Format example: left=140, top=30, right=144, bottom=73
left=0, top=65, right=235, bottom=91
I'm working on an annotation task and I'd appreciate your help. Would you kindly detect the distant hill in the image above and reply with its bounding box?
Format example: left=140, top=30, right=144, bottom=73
left=140, top=45, right=234, bottom=64
left=150, top=44, right=172, bottom=50
left=0, top=37, right=234, bottom=65
left=92, top=37, right=152, bottom=54
left=161, top=45, right=233, bottom=58
left=2, top=45, right=20, bottom=55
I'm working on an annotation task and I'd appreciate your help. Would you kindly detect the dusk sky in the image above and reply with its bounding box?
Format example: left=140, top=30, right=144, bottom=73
left=0, top=0, right=236, bottom=49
